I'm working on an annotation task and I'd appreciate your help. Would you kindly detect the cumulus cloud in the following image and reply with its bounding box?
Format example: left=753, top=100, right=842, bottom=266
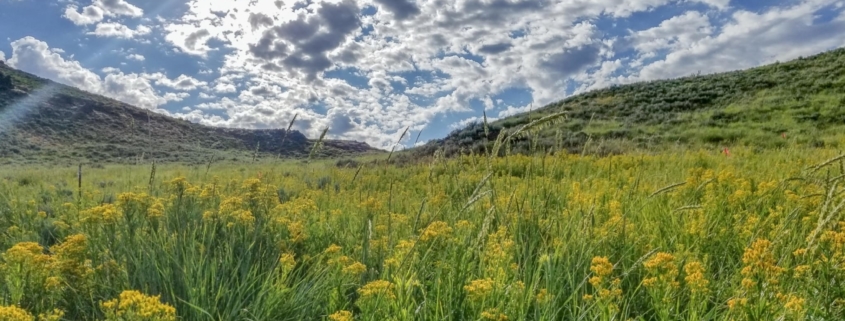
left=249, top=0, right=361, bottom=79
left=63, top=0, right=143, bottom=25
left=6, top=37, right=186, bottom=109
left=126, top=53, right=145, bottom=61
left=8, top=37, right=103, bottom=93
left=694, top=0, right=731, bottom=10
left=634, top=1, right=845, bottom=81
left=147, top=73, right=208, bottom=91
left=64, top=5, right=105, bottom=25
left=165, top=27, right=213, bottom=57
left=374, top=0, right=421, bottom=20
left=0, top=51, right=5, bottom=62
left=88, top=22, right=151, bottom=39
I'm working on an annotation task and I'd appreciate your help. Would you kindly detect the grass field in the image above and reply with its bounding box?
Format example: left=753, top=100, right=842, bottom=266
left=2, top=143, right=845, bottom=320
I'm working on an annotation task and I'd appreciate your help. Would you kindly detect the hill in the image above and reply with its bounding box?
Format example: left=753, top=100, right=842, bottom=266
left=0, top=62, right=378, bottom=165
left=410, top=47, right=845, bottom=159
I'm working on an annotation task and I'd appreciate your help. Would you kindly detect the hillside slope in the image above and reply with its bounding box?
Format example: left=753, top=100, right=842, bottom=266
left=0, top=62, right=378, bottom=165
left=412, top=47, right=845, bottom=158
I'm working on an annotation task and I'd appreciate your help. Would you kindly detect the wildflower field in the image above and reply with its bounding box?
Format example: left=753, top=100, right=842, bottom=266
left=2, top=146, right=845, bottom=321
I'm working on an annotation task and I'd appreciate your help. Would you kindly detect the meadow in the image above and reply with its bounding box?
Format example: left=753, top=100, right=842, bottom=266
left=1, top=144, right=845, bottom=321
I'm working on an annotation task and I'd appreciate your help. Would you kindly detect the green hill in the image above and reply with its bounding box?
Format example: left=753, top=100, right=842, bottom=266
left=0, top=62, right=379, bottom=165
left=411, top=47, right=845, bottom=158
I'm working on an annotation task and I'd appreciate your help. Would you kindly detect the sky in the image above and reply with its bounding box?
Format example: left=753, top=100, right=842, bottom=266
left=0, top=0, right=844, bottom=150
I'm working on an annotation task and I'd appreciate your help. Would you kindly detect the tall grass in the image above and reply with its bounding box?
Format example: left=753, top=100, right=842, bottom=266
left=1, top=143, right=844, bottom=320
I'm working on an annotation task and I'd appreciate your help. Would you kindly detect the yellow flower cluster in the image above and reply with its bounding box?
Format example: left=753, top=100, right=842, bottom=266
left=727, top=297, right=748, bottom=310
left=147, top=199, right=165, bottom=219
left=37, top=309, right=64, bottom=321
left=589, top=256, right=614, bottom=282
left=642, top=252, right=679, bottom=289
left=464, top=278, right=496, bottom=301
left=683, top=261, right=709, bottom=294
left=101, top=290, right=177, bottom=321
left=588, top=256, right=622, bottom=301
left=357, top=280, right=396, bottom=300
left=535, top=288, right=552, bottom=304
left=740, top=239, right=784, bottom=288
left=419, top=221, right=453, bottom=242
left=777, top=293, right=805, bottom=314
left=483, top=226, right=515, bottom=275
left=2, top=233, right=102, bottom=312
left=0, top=305, right=34, bottom=321
left=342, top=262, right=367, bottom=276
left=50, top=234, right=93, bottom=285
left=81, top=203, right=122, bottom=224
left=204, top=196, right=255, bottom=227
left=480, top=308, right=509, bottom=321
left=279, top=253, right=296, bottom=271
left=328, top=310, right=354, bottom=321
left=359, top=196, right=383, bottom=212
left=384, top=240, right=416, bottom=269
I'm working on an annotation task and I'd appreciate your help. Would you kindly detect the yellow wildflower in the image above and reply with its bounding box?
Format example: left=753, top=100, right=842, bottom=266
left=342, top=262, right=367, bottom=276
left=464, top=278, right=496, bottom=301
left=782, top=294, right=805, bottom=313
left=324, top=244, right=342, bottom=254
left=359, top=197, right=383, bottom=211
left=683, top=261, right=709, bottom=294
left=279, top=253, right=296, bottom=271
left=357, top=280, right=396, bottom=300
left=535, top=288, right=552, bottom=304
left=81, top=203, right=122, bottom=224
left=0, top=305, right=34, bottom=321
left=420, top=221, right=453, bottom=242
left=480, top=308, right=508, bottom=321
left=328, top=310, right=354, bottom=321
left=793, top=265, right=811, bottom=277
left=727, top=298, right=747, bottom=310
left=37, top=309, right=64, bottom=321
left=590, top=256, right=614, bottom=277
left=101, top=290, right=176, bottom=321
left=147, top=199, right=165, bottom=218
left=456, top=220, right=473, bottom=230
left=44, top=276, right=63, bottom=292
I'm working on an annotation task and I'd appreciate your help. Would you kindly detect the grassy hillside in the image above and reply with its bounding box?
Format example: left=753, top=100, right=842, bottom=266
left=0, top=62, right=379, bottom=165
left=411, top=47, right=845, bottom=158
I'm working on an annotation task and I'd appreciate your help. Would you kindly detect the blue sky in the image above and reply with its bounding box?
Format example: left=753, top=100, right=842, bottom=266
left=1, top=0, right=843, bottom=149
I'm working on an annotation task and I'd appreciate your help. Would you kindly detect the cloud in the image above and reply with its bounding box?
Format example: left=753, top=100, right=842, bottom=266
left=477, top=42, right=513, bottom=54
left=126, top=53, right=145, bottom=61
left=147, top=73, right=208, bottom=91
left=248, top=13, right=274, bottom=31
left=7, top=37, right=186, bottom=109
left=694, top=0, right=731, bottom=10
left=634, top=1, right=845, bottom=81
left=63, top=0, right=143, bottom=25
left=374, top=0, right=421, bottom=20
left=63, top=5, right=105, bottom=25
left=541, top=44, right=603, bottom=79
left=8, top=36, right=103, bottom=93
left=88, top=22, right=151, bottom=39
left=246, top=0, right=362, bottom=79
left=0, top=51, right=5, bottom=62
left=94, top=0, right=144, bottom=17
left=165, top=27, right=213, bottom=57
left=102, top=72, right=184, bottom=108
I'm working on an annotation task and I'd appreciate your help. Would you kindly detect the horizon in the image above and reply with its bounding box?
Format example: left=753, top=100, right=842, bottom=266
left=1, top=0, right=844, bottom=149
